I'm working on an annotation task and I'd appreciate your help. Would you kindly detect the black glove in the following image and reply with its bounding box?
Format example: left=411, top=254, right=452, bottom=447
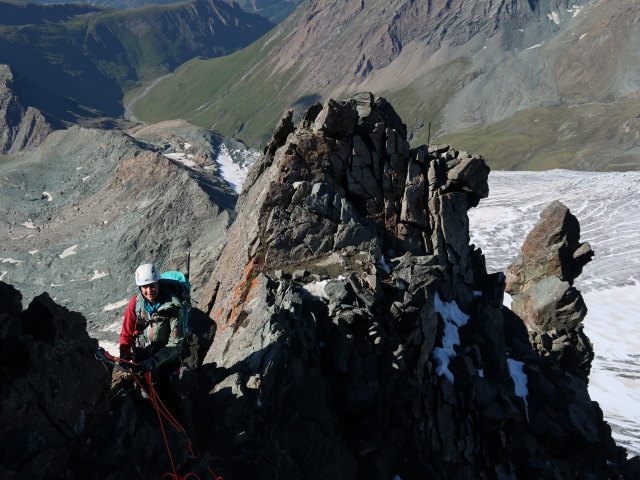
left=119, top=346, right=132, bottom=362
left=138, top=358, right=156, bottom=372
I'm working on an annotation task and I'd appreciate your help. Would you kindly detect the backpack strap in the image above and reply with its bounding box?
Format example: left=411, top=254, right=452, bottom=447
left=134, top=293, right=149, bottom=333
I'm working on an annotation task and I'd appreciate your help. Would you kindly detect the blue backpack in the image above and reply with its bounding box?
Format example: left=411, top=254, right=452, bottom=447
left=158, top=271, right=191, bottom=332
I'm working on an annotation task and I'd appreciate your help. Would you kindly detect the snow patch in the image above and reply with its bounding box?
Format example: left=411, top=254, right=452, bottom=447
left=432, top=293, right=470, bottom=383
left=98, top=340, right=119, bottom=356
left=507, top=358, right=529, bottom=407
left=42, top=191, right=52, bottom=201
left=59, top=244, right=78, bottom=258
left=0, top=271, right=6, bottom=281
left=303, top=280, right=329, bottom=299
left=215, top=144, right=251, bottom=193
left=547, top=11, right=560, bottom=25
left=91, top=270, right=109, bottom=281
left=568, top=5, right=583, bottom=17
left=1, top=258, right=23, bottom=264
left=22, top=220, right=36, bottom=229
left=103, top=299, right=130, bottom=312
left=163, top=152, right=197, bottom=168
left=579, top=33, right=587, bottom=40
left=82, top=176, right=92, bottom=182
left=526, top=43, right=543, bottom=50
left=29, top=250, right=38, bottom=255
left=583, top=284, right=640, bottom=455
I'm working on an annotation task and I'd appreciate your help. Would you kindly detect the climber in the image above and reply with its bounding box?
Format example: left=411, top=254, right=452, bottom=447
left=119, top=263, right=184, bottom=410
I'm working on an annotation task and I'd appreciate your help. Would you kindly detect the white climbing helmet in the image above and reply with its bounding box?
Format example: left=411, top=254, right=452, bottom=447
left=135, top=263, right=161, bottom=286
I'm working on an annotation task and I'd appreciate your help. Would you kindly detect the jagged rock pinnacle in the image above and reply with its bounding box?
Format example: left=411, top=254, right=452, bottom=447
left=191, top=94, right=633, bottom=479
left=506, top=200, right=595, bottom=379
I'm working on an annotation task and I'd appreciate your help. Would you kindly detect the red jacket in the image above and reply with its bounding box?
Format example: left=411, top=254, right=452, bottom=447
left=118, top=290, right=184, bottom=367
left=119, top=295, right=138, bottom=358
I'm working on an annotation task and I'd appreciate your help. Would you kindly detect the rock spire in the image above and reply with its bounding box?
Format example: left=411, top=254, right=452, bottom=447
left=192, top=94, right=633, bottom=479
left=506, top=200, right=595, bottom=380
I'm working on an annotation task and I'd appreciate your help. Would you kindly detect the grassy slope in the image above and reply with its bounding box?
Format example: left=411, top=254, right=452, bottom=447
left=133, top=53, right=473, bottom=148
left=133, top=45, right=640, bottom=172
left=132, top=31, right=322, bottom=145
left=381, top=57, right=470, bottom=145
left=437, top=99, right=640, bottom=171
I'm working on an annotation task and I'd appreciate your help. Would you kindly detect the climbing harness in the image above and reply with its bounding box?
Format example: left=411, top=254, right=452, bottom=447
left=95, top=348, right=223, bottom=480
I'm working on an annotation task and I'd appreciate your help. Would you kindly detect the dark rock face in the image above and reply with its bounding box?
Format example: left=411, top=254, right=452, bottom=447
left=0, top=95, right=636, bottom=480
left=506, top=200, right=595, bottom=380
left=195, top=95, right=634, bottom=479
left=0, top=281, right=212, bottom=480
left=0, top=281, right=110, bottom=479
left=0, top=64, right=52, bottom=154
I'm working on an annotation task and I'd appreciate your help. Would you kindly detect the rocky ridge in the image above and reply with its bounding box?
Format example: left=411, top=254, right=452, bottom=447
left=194, top=94, right=637, bottom=479
left=0, top=64, right=51, bottom=155
left=0, top=119, right=256, bottom=348
left=1, top=95, right=638, bottom=479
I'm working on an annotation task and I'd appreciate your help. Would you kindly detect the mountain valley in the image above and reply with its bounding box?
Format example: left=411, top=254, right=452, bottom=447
left=132, top=0, right=640, bottom=170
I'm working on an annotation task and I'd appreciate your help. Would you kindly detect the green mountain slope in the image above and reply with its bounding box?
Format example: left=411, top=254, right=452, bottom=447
left=132, top=0, right=640, bottom=171
left=439, top=100, right=640, bottom=171
left=0, top=0, right=273, bottom=123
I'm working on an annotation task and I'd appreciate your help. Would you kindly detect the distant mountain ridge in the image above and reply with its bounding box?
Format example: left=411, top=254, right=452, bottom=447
left=0, top=0, right=273, bottom=124
left=132, top=0, right=640, bottom=170
left=0, top=0, right=105, bottom=25
left=10, top=0, right=303, bottom=23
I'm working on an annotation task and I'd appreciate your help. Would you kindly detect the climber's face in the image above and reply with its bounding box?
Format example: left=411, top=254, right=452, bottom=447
left=140, top=282, right=159, bottom=303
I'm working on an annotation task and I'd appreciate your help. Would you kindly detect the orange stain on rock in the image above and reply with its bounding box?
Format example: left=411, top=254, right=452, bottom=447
left=214, top=258, right=259, bottom=332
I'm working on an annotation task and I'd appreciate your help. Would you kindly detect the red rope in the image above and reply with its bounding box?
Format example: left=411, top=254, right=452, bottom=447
left=100, top=349, right=222, bottom=480
left=130, top=371, right=223, bottom=480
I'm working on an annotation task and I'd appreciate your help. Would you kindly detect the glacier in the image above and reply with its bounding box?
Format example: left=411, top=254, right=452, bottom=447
left=468, top=169, right=640, bottom=456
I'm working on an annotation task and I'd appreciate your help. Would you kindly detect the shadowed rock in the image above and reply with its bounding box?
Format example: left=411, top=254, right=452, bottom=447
left=0, top=282, right=110, bottom=479
left=0, top=64, right=52, bottom=154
